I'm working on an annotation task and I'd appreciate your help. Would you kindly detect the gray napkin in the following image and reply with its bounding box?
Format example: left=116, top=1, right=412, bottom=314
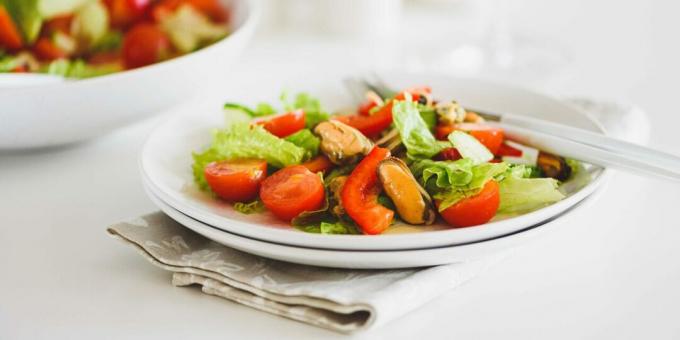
left=107, top=98, right=648, bottom=333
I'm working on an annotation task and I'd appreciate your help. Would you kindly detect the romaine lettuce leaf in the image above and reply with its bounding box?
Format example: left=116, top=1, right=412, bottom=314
left=233, top=200, right=266, bottom=214
left=192, top=123, right=306, bottom=190
left=411, top=159, right=475, bottom=189
left=448, top=130, right=493, bottom=165
left=284, top=129, right=320, bottom=161
left=392, top=99, right=443, bottom=159
left=431, top=162, right=509, bottom=211
left=497, top=165, right=565, bottom=213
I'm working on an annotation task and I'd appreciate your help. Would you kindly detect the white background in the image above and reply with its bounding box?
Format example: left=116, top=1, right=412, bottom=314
left=2, top=0, right=680, bottom=338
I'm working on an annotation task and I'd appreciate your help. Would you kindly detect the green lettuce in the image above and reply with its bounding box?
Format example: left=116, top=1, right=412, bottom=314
left=497, top=165, right=565, bottom=213
left=192, top=123, right=306, bottom=190
left=233, top=200, right=266, bottom=214
left=284, top=129, right=320, bottom=161
left=392, top=99, right=443, bottom=159
left=282, top=92, right=329, bottom=129
left=448, top=130, right=493, bottom=165
left=431, top=162, right=509, bottom=211
left=42, top=59, right=121, bottom=79
left=223, top=102, right=276, bottom=118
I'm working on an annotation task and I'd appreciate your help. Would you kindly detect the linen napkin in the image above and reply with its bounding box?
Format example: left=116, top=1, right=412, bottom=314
left=107, top=98, right=649, bottom=333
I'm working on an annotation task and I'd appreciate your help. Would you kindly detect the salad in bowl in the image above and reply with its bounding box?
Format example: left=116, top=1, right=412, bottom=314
left=192, top=86, right=588, bottom=235
left=0, top=0, right=231, bottom=78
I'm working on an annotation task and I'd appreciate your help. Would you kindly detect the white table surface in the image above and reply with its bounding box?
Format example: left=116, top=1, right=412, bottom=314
left=2, top=1, right=680, bottom=338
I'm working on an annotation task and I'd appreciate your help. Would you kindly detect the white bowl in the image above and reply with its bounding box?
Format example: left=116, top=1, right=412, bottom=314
left=0, top=0, right=259, bottom=150
left=140, top=72, right=610, bottom=251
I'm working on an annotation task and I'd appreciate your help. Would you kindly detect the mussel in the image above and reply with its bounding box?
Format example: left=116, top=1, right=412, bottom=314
left=435, top=100, right=467, bottom=125
left=537, top=151, right=572, bottom=181
left=314, top=120, right=373, bottom=165
left=377, top=157, right=436, bottom=225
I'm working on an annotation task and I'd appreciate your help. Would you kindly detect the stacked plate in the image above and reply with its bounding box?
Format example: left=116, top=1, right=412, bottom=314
left=140, top=73, right=609, bottom=269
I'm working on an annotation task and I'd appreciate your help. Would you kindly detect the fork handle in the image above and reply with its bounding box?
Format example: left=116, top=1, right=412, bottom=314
left=497, top=122, right=680, bottom=182
left=499, top=113, right=680, bottom=170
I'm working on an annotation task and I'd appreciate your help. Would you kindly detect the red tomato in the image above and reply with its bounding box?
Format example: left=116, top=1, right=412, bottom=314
left=254, top=110, right=305, bottom=138
left=88, top=51, right=121, bottom=65
left=301, top=155, right=334, bottom=174
left=334, top=101, right=393, bottom=137
left=204, top=159, right=267, bottom=202
left=497, top=142, right=523, bottom=157
left=394, top=85, right=431, bottom=102
left=456, top=123, right=504, bottom=155
left=436, top=147, right=462, bottom=161
left=341, top=147, right=394, bottom=235
left=434, top=124, right=455, bottom=141
left=0, top=6, right=22, bottom=50
left=43, top=15, right=73, bottom=35
left=435, top=123, right=504, bottom=155
left=439, top=180, right=500, bottom=228
left=152, top=0, right=229, bottom=22
left=260, top=165, right=325, bottom=222
left=34, top=38, right=66, bottom=61
left=122, top=24, right=170, bottom=68
left=105, top=0, right=151, bottom=28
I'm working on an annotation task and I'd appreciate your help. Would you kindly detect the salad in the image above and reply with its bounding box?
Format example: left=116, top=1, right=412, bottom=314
left=0, top=0, right=230, bottom=78
left=192, top=86, right=586, bottom=235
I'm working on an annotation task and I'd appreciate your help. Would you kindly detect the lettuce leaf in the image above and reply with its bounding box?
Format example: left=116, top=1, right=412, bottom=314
left=223, top=102, right=276, bottom=118
left=281, top=92, right=329, bottom=129
left=431, top=162, right=509, bottom=211
left=42, top=59, right=121, bottom=79
left=233, top=200, right=266, bottom=214
left=285, top=129, right=320, bottom=161
left=448, top=130, right=493, bottom=165
left=497, top=165, right=565, bottom=213
left=411, top=159, right=475, bottom=189
left=192, top=123, right=306, bottom=190
left=392, top=99, right=443, bottom=159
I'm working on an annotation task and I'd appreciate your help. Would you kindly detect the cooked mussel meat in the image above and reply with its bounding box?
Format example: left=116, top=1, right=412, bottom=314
left=377, top=157, right=436, bottom=225
left=314, top=120, right=373, bottom=165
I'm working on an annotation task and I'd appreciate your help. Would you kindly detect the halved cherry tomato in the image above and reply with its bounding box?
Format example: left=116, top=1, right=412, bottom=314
left=0, top=6, right=23, bottom=50
left=204, top=159, right=267, bottom=202
left=334, top=101, right=393, bottom=137
left=456, top=123, right=504, bottom=155
left=122, top=23, right=170, bottom=68
left=34, top=38, right=66, bottom=61
left=254, top=109, right=305, bottom=138
left=435, top=123, right=504, bottom=155
left=301, top=155, right=334, bottom=174
left=497, top=142, right=523, bottom=157
left=105, top=0, right=152, bottom=28
left=341, top=147, right=394, bottom=235
left=260, top=165, right=325, bottom=222
left=436, top=147, right=462, bottom=161
left=439, top=180, right=500, bottom=228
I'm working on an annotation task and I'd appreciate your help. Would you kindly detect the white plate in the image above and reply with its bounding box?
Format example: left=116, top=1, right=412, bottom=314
left=140, top=73, right=609, bottom=251
left=0, top=0, right=258, bottom=150
left=144, top=179, right=603, bottom=269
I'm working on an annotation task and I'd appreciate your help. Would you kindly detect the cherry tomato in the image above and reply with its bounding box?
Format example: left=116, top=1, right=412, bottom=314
left=434, top=124, right=455, bottom=141
left=105, top=0, right=151, bottom=28
left=43, top=15, right=73, bottom=35
left=122, top=24, right=170, bottom=69
left=439, top=180, right=500, bottom=228
left=497, top=142, right=523, bottom=157
left=254, top=110, right=305, bottom=138
left=204, top=159, right=267, bottom=202
left=341, top=147, right=394, bottom=235
left=0, top=6, right=22, bottom=50
left=152, top=0, right=229, bottom=22
left=435, top=123, right=504, bottom=155
left=456, top=123, right=504, bottom=155
left=34, top=38, right=66, bottom=61
left=334, top=101, right=393, bottom=137
left=260, top=165, right=325, bottom=222
left=436, top=147, right=462, bottom=161
left=301, top=155, right=334, bottom=174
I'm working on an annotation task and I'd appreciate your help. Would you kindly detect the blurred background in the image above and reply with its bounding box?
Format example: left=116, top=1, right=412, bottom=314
left=241, top=0, right=675, bottom=150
